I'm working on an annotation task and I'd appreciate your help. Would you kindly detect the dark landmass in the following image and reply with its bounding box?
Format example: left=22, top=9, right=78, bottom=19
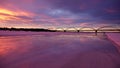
left=0, top=27, right=120, bottom=33
left=0, top=27, right=56, bottom=32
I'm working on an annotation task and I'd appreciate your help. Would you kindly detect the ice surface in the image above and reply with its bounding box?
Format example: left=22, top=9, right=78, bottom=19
left=0, top=31, right=120, bottom=68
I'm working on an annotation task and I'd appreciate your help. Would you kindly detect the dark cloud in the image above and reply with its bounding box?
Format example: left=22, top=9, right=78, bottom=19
left=15, top=16, right=33, bottom=20
left=45, top=0, right=120, bottom=21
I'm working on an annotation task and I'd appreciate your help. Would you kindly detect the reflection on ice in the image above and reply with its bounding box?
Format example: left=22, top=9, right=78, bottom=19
left=0, top=32, right=120, bottom=68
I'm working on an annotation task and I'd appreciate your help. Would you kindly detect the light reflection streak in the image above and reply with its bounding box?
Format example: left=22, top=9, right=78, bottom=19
left=0, top=36, right=33, bottom=57
left=0, top=40, right=17, bottom=56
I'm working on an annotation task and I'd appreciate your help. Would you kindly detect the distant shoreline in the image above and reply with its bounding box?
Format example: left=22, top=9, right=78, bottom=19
left=0, top=27, right=56, bottom=32
left=0, top=30, right=119, bottom=37
left=0, top=27, right=120, bottom=33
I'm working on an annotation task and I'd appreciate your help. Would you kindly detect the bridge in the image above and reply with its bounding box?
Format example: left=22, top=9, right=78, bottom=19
left=49, top=25, right=120, bottom=35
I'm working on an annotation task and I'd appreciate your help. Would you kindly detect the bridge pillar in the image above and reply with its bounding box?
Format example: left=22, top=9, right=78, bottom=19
left=95, top=30, right=98, bottom=35
left=64, top=30, right=66, bottom=32
left=119, top=29, right=120, bottom=33
left=77, top=30, right=80, bottom=32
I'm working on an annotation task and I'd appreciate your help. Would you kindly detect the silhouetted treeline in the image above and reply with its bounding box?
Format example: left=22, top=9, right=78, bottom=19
left=0, top=27, right=56, bottom=32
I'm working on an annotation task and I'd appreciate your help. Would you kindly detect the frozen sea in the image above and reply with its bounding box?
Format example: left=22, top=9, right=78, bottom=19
left=0, top=32, right=120, bottom=68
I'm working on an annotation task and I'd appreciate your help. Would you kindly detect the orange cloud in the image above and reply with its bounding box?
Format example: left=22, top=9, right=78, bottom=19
left=0, top=8, right=15, bottom=15
left=0, top=8, right=34, bottom=23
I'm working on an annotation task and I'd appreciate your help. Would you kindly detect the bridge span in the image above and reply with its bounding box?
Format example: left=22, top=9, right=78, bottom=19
left=53, top=26, right=120, bottom=35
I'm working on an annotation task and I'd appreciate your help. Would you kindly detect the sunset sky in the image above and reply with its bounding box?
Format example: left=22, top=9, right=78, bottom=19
left=0, top=0, right=120, bottom=28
